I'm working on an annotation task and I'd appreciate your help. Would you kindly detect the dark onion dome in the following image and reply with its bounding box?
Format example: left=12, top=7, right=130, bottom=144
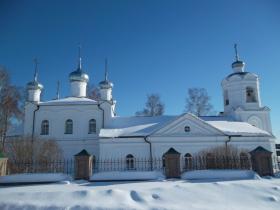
left=231, top=60, right=245, bottom=69
left=69, top=69, right=89, bottom=82
left=99, top=79, right=113, bottom=89
left=26, top=80, right=43, bottom=90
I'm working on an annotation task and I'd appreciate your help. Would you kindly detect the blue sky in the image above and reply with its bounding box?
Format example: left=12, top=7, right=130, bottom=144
left=0, top=0, right=280, bottom=139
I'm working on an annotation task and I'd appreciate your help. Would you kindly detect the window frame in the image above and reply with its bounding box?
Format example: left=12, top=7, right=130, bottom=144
left=88, top=119, right=97, bottom=134
left=126, top=154, right=135, bottom=170
left=40, top=120, right=49, bottom=135
left=65, top=119, right=73, bottom=134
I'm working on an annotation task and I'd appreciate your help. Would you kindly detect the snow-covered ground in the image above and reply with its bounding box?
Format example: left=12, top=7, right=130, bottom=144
left=0, top=173, right=71, bottom=184
left=1, top=176, right=280, bottom=210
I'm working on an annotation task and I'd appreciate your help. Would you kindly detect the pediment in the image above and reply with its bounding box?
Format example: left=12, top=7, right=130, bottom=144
left=152, top=113, right=223, bottom=137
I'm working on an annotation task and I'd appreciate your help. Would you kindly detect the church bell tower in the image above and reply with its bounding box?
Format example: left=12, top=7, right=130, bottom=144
left=221, top=44, right=272, bottom=133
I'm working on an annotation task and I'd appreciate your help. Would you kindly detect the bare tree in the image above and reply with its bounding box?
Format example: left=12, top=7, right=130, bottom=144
left=5, top=136, right=63, bottom=173
left=87, top=84, right=101, bottom=101
left=0, top=67, right=23, bottom=150
left=136, top=94, right=165, bottom=116
left=185, top=88, right=213, bottom=116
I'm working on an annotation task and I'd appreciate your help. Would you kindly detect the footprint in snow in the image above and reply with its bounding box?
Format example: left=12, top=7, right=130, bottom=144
left=72, top=190, right=88, bottom=198
left=130, top=190, right=145, bottom=203
left=267, top=196, right=278, bottom=202
left=106, top=189, right=113, bottom=195
left=152, top=193, right=160, bottom=200
left=272, top=186, right=280, bottom=191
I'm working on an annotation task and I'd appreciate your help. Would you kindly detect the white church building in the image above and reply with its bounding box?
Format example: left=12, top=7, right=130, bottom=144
left=23, top=46, right=276, bottom=164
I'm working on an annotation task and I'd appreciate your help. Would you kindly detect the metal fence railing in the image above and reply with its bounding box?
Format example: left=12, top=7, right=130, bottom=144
left=7, top=159, right=75, bottom=176
left=6, top=155, right=280, bottom=176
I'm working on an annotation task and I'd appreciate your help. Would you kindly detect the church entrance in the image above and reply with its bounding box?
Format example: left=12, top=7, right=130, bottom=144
left=164, top=148, right=181, bottom=178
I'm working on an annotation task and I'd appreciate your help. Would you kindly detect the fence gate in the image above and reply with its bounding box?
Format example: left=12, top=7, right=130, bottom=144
left=250, top=146, right=273, bottom=176
left=164, top=148, right=181, bottom=178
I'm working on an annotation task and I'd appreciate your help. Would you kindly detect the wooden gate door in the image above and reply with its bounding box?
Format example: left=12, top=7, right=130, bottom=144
left=164, top=148, right=181, bottom=178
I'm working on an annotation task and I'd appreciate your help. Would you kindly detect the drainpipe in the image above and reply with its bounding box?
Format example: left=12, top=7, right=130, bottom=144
left=31, top=104, right=40, bottom=142
left=144, top=136, right=153, bottom=170
left=225, top=135, right=231, bottom=156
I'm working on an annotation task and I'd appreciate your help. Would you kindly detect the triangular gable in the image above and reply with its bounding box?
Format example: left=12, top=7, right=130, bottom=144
left=152, top=113, right=225, bottom=137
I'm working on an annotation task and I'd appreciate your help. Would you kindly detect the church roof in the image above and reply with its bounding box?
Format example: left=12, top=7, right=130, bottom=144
left=205, top=120, right=272, bottom=137
left=99, top=115, right=177, bottom=137
left=40, top=97, right=98, bottom=106
left=100, top=114, right=272, bottom=138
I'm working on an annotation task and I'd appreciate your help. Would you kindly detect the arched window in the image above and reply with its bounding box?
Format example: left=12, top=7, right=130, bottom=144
left=88, top=119, right=96, bottom=134
left=126, top=154, right=135, bottom=170
left=240, top=152, right=250, bottom=169
left=246, top=87, right=257, bottom=103
left=224, top=90, right=229, bottom=105
left=184, top=153, right=192, bottom=171
left=41, top=120, right=49, bottom=135
left=65, top=119, right=73, bottom=134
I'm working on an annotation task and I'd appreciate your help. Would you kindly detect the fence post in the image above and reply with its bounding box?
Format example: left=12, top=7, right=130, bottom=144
left=249, top=146, right=274, bottom=176
left=74, top=149, right=93, bottom=180
left=0, top=157, right=8, bottom=176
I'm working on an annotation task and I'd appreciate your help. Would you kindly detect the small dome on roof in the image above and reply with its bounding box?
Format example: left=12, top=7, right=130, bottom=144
left=27, top=80, right=43, bottom=90
left=232, top=60, right=245, bottom=69
left=69, top=69, right=89, bottom=82
left=99, top=79, right=113, bottom=89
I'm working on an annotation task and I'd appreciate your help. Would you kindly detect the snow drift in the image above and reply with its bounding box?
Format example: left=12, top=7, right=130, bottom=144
left=90, top=171, right=165, bottom=181
left=0, top=173, right=70, bottom=184
left=181, top=170, right=260, bottom=181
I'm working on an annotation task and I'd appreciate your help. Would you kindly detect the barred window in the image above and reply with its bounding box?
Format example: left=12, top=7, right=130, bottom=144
left=65, top=119, right=73, bottom=134
left=162, top=155, right=166, bottom=168
left=240, top=152, right=250, bottom=169
left=184, top=153, right=192, bottom=170
left=41, top=120, right=49, bottom=135
left=88, top=119, right=96, bottom=134
left=126, top=154, right=135, bottom=170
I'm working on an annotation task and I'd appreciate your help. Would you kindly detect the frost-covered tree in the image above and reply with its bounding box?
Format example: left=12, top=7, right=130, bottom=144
left=0, top=67, right=23, bottom=149
left=185, top=88, right=213, bottom=116
left=136, top=94, right=165, bottom=116
left=87, top=84, right=101, bottom=101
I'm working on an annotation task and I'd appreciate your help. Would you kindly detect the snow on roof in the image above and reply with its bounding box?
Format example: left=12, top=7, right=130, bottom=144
left=205, top=121, right=272, bottom=137
left=200, top=116, right=233, bottom=121
left=40, top=97, right=98, bottom=105
left=100, top=115, right=177, bottom=137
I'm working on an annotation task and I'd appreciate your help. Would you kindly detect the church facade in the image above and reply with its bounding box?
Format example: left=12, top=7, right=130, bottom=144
left=23, top=47, right=276, bottom=166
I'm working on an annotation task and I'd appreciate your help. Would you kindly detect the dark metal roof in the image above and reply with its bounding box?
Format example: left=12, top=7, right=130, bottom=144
left=75, top=149, right=91, bottom=156
left=249, top=146, right=272, bottom=154
left=164, top=148, right=180, bottom=155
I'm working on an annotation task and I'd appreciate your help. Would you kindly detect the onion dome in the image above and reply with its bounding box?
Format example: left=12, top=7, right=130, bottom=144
left=27, top=80, right=43, bottom=90
left=27, top=58, right=43, bottom=90
left=69, top=46, right=89, bottom=83
left=99, top=79, right=113, bottom=89
left=69, top=69, right=89, bottom=82
left=99, top=59, right=113, bottom=89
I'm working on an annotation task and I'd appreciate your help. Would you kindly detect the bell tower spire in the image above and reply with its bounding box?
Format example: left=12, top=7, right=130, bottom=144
left=99, top=58, right=113, bottom=95
left=69, top=44, right=89, bottom=97
left=234, top=43, right=239, bottom=61
left=26, top=58, right=43, bottom=102
left=231, top=43, right=245, bottom=73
